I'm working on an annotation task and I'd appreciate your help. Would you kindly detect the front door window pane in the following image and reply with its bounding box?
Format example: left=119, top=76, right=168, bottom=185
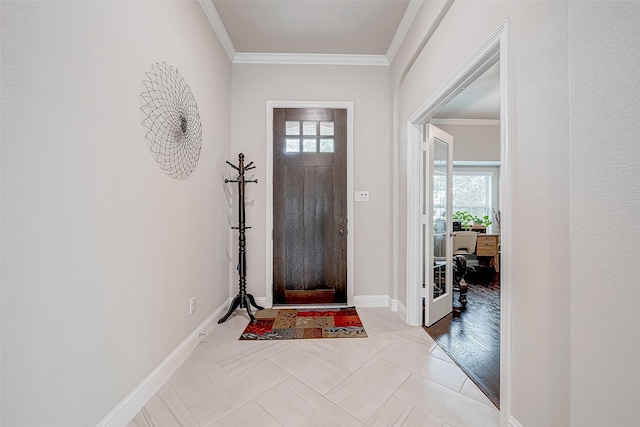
left=303, top=121, right=317, bottom=135
left=319, top=138, right=334, bottom=152
left=320, top=121, right=334, bottom=135
left=303, top=138, right=317, bottom=152
left=286, top=121, right=300, bottom=135
left=286, top=138, right=300, bottom=152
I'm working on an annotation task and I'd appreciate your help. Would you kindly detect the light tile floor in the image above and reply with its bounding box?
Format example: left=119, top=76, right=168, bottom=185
left=128, top=308, right=499, bottom=427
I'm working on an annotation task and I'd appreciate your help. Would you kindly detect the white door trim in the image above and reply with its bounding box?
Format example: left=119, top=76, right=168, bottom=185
left=405, top=20, right=512, bottom=427
left=265, top=101, right=354, bottom=308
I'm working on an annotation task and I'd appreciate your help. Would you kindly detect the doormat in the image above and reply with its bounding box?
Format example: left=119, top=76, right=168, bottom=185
left=239, top=307, right=367, bottom=340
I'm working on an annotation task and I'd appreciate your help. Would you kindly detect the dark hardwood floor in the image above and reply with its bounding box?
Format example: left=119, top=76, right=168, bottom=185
left=423, top=270, right=501, bottom=408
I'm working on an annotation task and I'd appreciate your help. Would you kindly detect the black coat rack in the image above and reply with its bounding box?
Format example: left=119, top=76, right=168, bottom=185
left=218, top=153, right=264, bottom=324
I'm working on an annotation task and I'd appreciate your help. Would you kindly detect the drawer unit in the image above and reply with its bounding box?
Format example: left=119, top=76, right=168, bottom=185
left=475, top=235, right=499, bottom=271
left=477, top=235, right=497, bottom=246
left=476, top=244, right=496, bottom=256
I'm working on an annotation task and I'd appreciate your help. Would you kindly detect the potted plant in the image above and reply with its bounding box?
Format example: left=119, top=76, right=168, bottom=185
left=474, top=214, right=493, bottom=229
left=452, top=210, right=475, bottom=231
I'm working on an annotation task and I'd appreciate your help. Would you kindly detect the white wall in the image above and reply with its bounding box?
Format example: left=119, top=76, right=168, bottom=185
left=568, top=2, right=640, bottom=426
left=440, top=123, right=501, bottom=234
left=1, top=2, right=232, bottom=425
left=230, top=64, right=391, bottom=301
left=392, top=1, right=571, bottom=426
left=389, top=0, right=453, bottom=309
left=393, top=0, right=640, bottom=425
left=437, top=123, right=500, bottom=162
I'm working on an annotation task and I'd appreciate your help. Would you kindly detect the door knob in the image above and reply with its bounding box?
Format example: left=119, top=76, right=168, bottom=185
left=339, top=229, right=345, bottom=235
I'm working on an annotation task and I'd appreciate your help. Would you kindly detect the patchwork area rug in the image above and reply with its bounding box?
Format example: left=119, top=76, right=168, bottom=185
left=239, top=307, right=367, bottom=340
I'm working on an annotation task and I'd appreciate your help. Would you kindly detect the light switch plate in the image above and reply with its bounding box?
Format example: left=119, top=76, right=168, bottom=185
left=355, top=191, right=369, bottom=202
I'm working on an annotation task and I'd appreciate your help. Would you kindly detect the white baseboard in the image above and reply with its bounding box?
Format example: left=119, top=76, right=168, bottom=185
left=97, top=299, right=231, bottom=427
left=385, top=298, right=410, bottom=324
left=354, top=295, right=390, bottom=308
left=508, top=415, right=524, bottom=427
left=388, top=297, right=407, bottom=317
left=396, top=300, right=407, bottom=321
left=389, top=297, right=398, bottom=312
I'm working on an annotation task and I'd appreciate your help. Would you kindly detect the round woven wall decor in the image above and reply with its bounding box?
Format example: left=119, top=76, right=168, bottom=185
left=140, top=62, right=202, bottom=180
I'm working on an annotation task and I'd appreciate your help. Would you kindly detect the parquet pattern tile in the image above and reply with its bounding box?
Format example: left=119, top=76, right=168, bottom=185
left=128, top=308, right=499, bottom=427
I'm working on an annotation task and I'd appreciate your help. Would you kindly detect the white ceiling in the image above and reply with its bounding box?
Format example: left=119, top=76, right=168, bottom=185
left=211, top=0, right=411, bottom=55
left=205, top=0, right=499, bottom=120
left=433, top=62, right=501, bottom=120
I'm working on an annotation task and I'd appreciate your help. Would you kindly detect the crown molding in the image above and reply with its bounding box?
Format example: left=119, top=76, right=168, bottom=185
left=233, top=53, right=389, bottom=66
left=432, top=118, right=500, bottom=126
left=386, top=0, right=422, bottom=64
left=199, top=0, right=395, bottom=66
left=199, top=0, right=236, bottom=62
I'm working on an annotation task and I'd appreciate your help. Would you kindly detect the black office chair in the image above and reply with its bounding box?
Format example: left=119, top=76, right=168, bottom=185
left=452, top=255, right=468, bottom=310
left=451, top=232, right=478, bottom=311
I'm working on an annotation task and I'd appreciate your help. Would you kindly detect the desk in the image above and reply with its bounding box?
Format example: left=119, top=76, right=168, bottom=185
left=476, top=234, right=500, bottom=272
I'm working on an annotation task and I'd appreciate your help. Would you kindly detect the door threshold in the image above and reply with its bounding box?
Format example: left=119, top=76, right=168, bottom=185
left=272, top=304, right=350, bottom=310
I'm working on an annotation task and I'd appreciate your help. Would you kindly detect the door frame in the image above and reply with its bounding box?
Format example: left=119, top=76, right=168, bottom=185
left=265, top=101, right=354, bottom=308
left=405, top=20, right=511, bottom=426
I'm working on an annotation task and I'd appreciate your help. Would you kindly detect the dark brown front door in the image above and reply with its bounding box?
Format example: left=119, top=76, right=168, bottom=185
left=273, top=108, right=347, bottom=305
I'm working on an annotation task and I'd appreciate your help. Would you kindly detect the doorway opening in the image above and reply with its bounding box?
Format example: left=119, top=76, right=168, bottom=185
left=265, top=101, right=355, bottom=308
left=272, top=107, right=348, bottom=305
left=405, top=20, right=511, bottom=422
left=426, top=90, right=502, bottom=409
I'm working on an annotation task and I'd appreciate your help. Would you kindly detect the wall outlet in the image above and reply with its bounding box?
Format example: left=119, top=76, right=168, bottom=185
left=189, top=297, right=196, bottom=315
left=355, top=191, right=369, bottom=202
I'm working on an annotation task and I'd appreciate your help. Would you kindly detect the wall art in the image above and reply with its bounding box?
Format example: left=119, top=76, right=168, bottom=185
left=140, top=62, right=202, bottom=179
